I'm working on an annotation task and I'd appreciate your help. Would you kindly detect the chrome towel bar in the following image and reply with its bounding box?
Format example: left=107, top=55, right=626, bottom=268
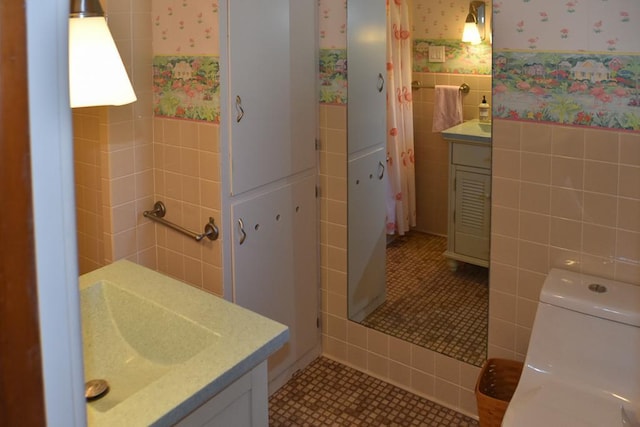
left=143, top=201, right=219, bottom=242
left=411, top=81, right=470, bottom=93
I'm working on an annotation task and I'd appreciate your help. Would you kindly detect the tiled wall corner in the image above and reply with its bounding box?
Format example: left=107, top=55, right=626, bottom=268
left=104, top=0, right=155, bottom=269
left=73, top=0, right=155, bottom=274
left=152, top=117, right=223, bottom=297
left=73, top=107, right=107, bottom=274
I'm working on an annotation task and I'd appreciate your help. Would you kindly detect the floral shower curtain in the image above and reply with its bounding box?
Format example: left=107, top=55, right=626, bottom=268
left=385, top=0, right=416, bottom=236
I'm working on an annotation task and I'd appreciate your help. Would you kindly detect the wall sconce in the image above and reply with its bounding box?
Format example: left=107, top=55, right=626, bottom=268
left=461, top=1, right=485, bottom=45
left=69, top=0, right=137, bottom=108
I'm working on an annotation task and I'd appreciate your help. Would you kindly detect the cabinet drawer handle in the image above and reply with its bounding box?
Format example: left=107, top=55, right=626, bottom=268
left=237, top=218, right=247, bottom=245
left=378, top=161, right=385, bottom=180
left=377, top=73, right=385, bottom=93
left=235, top=95, right=245, bottom=123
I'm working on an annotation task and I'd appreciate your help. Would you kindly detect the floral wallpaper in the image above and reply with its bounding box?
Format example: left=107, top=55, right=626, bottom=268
left=411, top=0, right=492, bottom=75
left=319, top=0, right=347, bottom=105
left=152, top=0, right=219, bottom=121
left=412, top=0, right=490, bottom=40
left=318, top=0, right=495, bottom=104
left=319, top=0, right=347, bottom=49
left=493, top=0, right=640, bottom=131
left=152, top=56, right=220, bottom=122
left=153, top=0, right=219, bottom=55
left=414, top=39, right=491, bottom=74
left=320, top=49, right=348, bottom=104
left=494, top=0, right=638, bottom=52
left=493, top=52, right=640, bottom=130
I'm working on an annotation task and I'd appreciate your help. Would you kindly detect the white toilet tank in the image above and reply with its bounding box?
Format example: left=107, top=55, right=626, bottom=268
left=503, top=268, right=640, bottom=427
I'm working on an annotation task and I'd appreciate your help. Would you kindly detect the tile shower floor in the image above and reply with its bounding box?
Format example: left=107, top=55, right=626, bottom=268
left=362, top=232, right=488, bottom=366
left=269, top=357, right=479, bottom=426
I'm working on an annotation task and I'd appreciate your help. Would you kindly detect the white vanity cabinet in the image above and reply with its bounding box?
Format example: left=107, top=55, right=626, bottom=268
left=177, top=361, right=268, bottom=427
left=442, top=125, right=491, bottom=271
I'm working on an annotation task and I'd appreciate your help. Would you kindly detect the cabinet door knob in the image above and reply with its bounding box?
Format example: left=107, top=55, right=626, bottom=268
left=235, top=95, right=245, bottom=123
left=377, top=73, right=385, bottom=93
left=378, top=161, right=385, bottom=180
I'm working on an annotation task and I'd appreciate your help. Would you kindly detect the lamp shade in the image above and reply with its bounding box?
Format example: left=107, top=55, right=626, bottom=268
left=461, top=20, right=482, bottom=45
left=69, top=16, right=137, bottom=108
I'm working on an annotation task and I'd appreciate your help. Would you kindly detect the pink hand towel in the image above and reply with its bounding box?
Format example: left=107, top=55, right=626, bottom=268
left=432, top=85, right=463, bottom=132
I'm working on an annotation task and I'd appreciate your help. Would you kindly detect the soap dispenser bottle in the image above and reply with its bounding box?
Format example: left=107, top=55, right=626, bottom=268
left=479, top=96, right=490, bottom=122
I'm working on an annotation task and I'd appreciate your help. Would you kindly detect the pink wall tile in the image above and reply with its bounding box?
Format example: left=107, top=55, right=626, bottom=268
left=519, top=182, right=550, bottom=215
left=551, top=127, right=585, bottom=158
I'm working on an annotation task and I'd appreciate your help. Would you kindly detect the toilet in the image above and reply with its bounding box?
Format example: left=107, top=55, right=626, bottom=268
left=502, top=268, right=640, bottom=427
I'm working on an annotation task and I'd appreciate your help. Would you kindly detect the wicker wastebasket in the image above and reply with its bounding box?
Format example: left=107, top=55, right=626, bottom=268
left=475, top=358, right=524, bottom=427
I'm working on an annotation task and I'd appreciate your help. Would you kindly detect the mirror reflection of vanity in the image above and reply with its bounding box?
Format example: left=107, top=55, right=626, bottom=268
left=441, top=121, right=492, bottom=272
left=346, top=0, right=492, bottom=368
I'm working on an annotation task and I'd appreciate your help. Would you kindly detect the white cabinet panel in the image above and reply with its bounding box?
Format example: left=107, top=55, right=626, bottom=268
left=228, top=0, right=316, bottom=195
left=230, top=175, right=317, bottom=382
left=348, top=147, right=386, bottom=322
left=177, top=361, right=268, bottom=427
left=347, top=0, right=386, bottom=156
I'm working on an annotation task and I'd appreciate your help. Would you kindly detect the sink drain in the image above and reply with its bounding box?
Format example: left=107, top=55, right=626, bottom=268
left=85, top=379, right=109, bottom=400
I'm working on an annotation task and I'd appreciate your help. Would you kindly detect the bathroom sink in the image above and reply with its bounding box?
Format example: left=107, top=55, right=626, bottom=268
left=79, top=260, right=288, bottom=426
left=80, top=280, right=218, bottom=412
left=441, top=119, right=492, bottom=143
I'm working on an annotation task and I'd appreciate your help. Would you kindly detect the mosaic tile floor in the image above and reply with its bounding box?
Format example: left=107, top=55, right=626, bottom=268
left=361, top=232, right=488, bottom=367
left=269, top=357, right=479, bottom=427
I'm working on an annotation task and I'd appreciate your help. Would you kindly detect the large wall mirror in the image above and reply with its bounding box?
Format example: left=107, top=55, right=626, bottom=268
left=347, top=0, right=492, bottom=367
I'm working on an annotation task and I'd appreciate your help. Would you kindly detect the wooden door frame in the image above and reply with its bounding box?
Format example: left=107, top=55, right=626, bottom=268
left=0, top=0, right=47, bottom=425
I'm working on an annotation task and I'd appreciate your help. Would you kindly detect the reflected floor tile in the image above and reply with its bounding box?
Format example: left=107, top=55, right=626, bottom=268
left=363, top=232, right=488, bottom=367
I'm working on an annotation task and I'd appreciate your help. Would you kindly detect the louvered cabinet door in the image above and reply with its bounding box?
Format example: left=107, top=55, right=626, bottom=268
left=443, top=139, right=491, bottom=270
left=453, top=168, right=491, bottom=262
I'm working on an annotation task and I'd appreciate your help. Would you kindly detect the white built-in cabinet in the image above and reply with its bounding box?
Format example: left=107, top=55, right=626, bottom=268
left=443, top=139, right=491, bottom=271
left=227, top=0, right=316, bottom=195
left=220, top=0, right=319, bottom=397
left=230, top=175, right=317, bottom=383
left=346, top=0, right=387, bottom=321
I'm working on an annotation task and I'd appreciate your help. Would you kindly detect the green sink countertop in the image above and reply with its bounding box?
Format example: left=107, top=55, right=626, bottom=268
left=441, top=119, right=492, bottom=144
left=80, top=260, right=289, bottom=426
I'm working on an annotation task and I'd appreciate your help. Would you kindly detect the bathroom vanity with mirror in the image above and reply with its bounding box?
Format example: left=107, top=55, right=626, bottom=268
left=441, top=120, right=492, bottom=271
